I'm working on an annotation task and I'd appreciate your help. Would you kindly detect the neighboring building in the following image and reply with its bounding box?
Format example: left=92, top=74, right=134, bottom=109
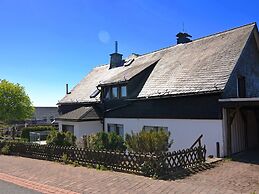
left=56, top=23, right=259, bottom=157
left=30, top=107, right=59, bottom=124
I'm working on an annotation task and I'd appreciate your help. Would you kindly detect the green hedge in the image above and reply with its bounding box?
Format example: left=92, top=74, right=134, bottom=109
left=21, top=126, right=57, bottom=141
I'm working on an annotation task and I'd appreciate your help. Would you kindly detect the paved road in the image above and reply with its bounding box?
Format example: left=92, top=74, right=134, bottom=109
left=0, top=155, right=258, bottom=193
left=0, top=180, right=40, bottom=194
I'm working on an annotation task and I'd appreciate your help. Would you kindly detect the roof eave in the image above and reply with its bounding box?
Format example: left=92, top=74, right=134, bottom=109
left=57, top=101, right=100, bottom=106
left=135, top=90, right=223, bottom=101
left=55, top=118, right=102, bottom=122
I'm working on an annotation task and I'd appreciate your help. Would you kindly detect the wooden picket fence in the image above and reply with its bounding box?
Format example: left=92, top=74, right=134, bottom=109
left=0, top=142, right=206, bottom=176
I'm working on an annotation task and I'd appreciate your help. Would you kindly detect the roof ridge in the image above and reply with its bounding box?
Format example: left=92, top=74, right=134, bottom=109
left=136, top=22, right=256, bottom=58
left=84, top=22, right=256, bottom=70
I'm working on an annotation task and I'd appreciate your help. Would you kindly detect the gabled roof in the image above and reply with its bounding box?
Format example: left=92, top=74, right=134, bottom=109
left=138, top=23, right=256, bottom=98
left=56, top=106, right=102, bottom=121
left=58, top=22, right=256, bottom=104
left=58, top=50, right=162, bottom=104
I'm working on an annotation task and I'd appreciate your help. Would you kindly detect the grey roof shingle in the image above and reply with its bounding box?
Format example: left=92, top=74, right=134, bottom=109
left=58, top=23, right=256, bottom=104
left=138, top=23, right=255, bottom=98
left=58, top=53, right=161, bottom=104
left=56, top=106, right=101, bottom=121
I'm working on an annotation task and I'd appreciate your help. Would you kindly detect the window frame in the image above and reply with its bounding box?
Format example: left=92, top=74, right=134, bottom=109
left=107, top=123, right=124, bottom=137
left=143, top=125, right=168, bottom=132
left=112, top=86, right=119, bottom=98
left=120, top=85, right=127, bottom=98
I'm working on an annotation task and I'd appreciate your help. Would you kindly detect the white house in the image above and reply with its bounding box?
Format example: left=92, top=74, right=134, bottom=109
left=56, top=23, right=259, bottom=157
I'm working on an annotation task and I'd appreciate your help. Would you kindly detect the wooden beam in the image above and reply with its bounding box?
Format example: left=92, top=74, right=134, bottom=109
left=226, top=108, right=236, bottom=156
left=240, top=109, right=248, bottom=150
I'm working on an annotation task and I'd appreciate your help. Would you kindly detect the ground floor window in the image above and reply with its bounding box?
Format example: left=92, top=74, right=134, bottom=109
left=143, top=125, right=168, bottom=132
left=62, top=124, right=74, bottom=134
left=107, top=124, right=124, bottom=137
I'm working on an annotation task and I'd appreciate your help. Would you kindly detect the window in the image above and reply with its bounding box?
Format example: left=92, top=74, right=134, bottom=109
left=49, top=116, right=54, bottom=122
left=143, top=126, right=168, bottom=132
left=120, top=86, right=127, bottom=97
left=105, top=88, right=110, bottom=99
left=107, top=124, right=124, bottom=137
left=237, top=76, right=246, bottom=98
left=90, top=89, right=100, bottom=98
left=103, top=85, right=127, bottom=100
left=112, top=87, right=118, bottom=98
left=62, top=125, right=74, bottom=134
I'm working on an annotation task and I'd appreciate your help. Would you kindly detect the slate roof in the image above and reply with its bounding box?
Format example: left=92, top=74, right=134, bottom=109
left=58, top=54, right=160, bottom=104
left=58, top=23, right=256, bottom=104
left=138, top=23, right=256, bottom=98
left=56, top=106, right=102, bottom=121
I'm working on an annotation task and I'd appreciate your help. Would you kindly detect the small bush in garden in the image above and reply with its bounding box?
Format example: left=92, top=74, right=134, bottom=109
left=72, top=161, right=80, bottom=167
left=61, top=153, right=69, bottom=164
left=46, top=130, right=76, bottom=146
left=84, top=132, right=126, bottom=152
left=95, top=164, right=108, bottom=171
left=1, top=144, right=10, bottom=155
left=125, top=129, right=173, bottom=154
left=107, top=132, right=126, bottom=152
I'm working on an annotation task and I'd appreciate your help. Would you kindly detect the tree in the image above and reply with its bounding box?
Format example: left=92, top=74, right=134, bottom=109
left=0, top=79, right=34, bottom=123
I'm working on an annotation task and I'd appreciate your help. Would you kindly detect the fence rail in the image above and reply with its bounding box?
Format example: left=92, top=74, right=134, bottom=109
left=0, top=142, right=206, bottom=176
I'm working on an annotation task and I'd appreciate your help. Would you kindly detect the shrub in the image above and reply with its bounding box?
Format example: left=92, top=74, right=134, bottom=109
left=1, top=144, right=10, bottom=155
left=21, top=126, right=56, bottom=141
left=46, top=130, right=76, bottom=146
left=84, top=132, right=126, bottom=152
left=61, top=153, right=69, bottom=164
left=125, top=129, right=173, bottom=153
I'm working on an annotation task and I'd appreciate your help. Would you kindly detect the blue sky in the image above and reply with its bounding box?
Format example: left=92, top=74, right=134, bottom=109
left=0, top=0, right=258, bottom=106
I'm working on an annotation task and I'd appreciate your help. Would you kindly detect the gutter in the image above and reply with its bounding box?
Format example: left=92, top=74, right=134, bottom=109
left=127, top=90, right=223, bottom=101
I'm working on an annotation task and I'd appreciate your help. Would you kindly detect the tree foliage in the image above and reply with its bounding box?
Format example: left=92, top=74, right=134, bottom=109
left=0, top=79, right=34, bottom=123
left=46, top=130, right=76, bottom=146
left=84, top=131, right=126, bottom=152
left=125, top=129, right=173, bottom=153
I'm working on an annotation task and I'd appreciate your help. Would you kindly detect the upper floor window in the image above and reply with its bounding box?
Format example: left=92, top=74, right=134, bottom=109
left=121, top=86, right=127, bottom=97
left=103, top=85, right=127, bottom=100
left=237, top=76, right=246, bottom=98
left=105, top=88, right=110, bottom=99
left=112, top=86, right=118, bottom=98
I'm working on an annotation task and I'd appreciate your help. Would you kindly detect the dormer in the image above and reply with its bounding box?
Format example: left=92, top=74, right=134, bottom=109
left=102, top=84, right=127, bottom=100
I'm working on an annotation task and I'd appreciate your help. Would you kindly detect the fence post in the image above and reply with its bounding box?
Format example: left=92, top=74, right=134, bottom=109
left=216, top=142, right=220, bottom=158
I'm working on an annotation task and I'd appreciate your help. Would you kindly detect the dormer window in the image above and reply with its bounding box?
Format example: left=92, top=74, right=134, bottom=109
left=112, top=87, right=118, bottom=98
left=103, top=85, right=127, bottom=100
left=105, top=88, right=110, bottom=99
left=121, top=86, right=127, bottom=97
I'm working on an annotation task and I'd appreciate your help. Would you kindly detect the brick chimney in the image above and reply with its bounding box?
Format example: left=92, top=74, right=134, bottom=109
left=176, top=32, right=192, bottom=44
left=110, top=41, right=123, bottom=69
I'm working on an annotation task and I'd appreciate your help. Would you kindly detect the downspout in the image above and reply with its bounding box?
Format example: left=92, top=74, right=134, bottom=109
left=98, top=86, right=105, bottom=132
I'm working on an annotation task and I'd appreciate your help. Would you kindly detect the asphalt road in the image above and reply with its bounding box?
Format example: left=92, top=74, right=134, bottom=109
left=0, top=180, right=41, bottom=194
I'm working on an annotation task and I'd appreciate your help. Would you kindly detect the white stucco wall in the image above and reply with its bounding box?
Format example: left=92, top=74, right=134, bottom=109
left=58, top=120, right=103, bottom=140
left=104, top=118, right=224, bottom=157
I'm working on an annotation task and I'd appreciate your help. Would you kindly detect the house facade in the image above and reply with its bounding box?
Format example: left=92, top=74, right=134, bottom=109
left=56, top=23, right=259, bottom=157
left=29, top=107, right=59, bottom=124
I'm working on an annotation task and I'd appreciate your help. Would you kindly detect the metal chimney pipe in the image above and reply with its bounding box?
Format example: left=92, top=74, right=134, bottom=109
left=66, top=84, right=71, bottom=94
